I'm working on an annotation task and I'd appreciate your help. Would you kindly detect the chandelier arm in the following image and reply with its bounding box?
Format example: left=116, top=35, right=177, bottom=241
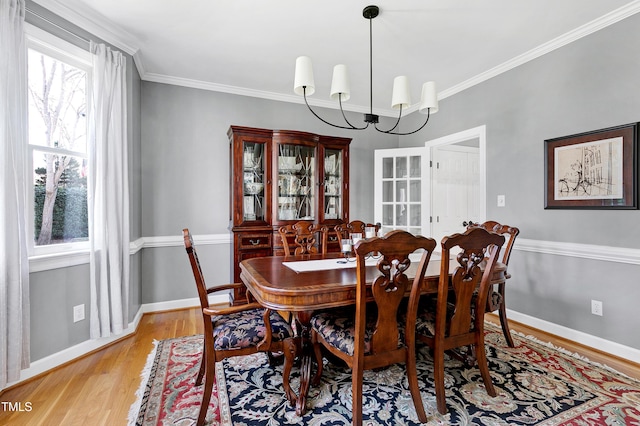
left=375, top=108, right=432, bottom=136
left=302, top=87, right=367, bottom=130
left=297, top=5, right=436, bottom=135
left=338, top=96, right=369, bottom=130
left=374, top=105, right=404, bottom=133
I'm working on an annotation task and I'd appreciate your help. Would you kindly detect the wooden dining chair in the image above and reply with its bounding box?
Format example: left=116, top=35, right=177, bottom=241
left=334, top=220, right=380, bottom=239
left=321, top=220, right=380, bottom=253
left=310, top=230, right=437, bottom=425
left=279, top=221, right=320, bottom=255
left=467, top=220, right=520, bottom=347
left=183, top=229, right=297, bottom=425
left=411, top=227, right=505, bottom=415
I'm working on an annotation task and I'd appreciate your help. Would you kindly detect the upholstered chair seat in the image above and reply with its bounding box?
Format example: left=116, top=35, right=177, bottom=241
left=310, top=307, right=404, bottom=356
left=212, top=309, right=293, bottom=350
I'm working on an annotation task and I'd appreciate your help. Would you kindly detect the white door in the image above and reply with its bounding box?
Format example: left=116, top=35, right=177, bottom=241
left=426, top=125, right=487, bottom=247
left=374, top=147, right=429, bottom=236
left=431, top=145, right=480, bottom=245
left=374, top=125, right=486, bottom=242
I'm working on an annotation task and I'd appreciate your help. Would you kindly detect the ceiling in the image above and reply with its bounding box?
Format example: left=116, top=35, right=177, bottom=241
left=32, top=0, right=639, bottom=117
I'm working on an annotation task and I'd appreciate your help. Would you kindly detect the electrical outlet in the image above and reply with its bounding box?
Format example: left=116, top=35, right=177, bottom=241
left=497, top=195, right=506, bottom=207
left=73, top=304, right=85, bottom=322
left=591, top=300, right=603, bottom=316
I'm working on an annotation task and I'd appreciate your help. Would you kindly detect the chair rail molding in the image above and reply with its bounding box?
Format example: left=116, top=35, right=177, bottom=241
left=515, top=238, right=640, bottom=265
left=29, top=233, right=232, bottom=272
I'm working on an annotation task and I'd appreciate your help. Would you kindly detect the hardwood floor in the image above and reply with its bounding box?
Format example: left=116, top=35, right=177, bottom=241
left=1, top=308, right=638, bottom=425
left=0, top=308, right=202, bottom=426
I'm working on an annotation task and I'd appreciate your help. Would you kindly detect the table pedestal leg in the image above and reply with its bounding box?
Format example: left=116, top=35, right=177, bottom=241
left=291, top=311, right=314, bottom=416
left=296, top=353, right=312, bottom=415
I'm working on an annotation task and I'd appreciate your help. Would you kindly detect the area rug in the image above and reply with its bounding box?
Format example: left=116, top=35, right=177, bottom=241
left=128, top=336, right=221, bottom=425
left=130, top=324, right=640, bottom=425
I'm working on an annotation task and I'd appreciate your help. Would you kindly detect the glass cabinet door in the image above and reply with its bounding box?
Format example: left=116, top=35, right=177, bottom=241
left=375, top=147, right=427, bottom=235
left=276, top=143, right=315, bottom=221
left=322, top=148, right=344, bottom=221
left=242, top=141, right=266, bottom=222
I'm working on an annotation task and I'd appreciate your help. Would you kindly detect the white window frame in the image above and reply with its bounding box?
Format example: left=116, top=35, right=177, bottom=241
left=25, top=24, right=93, bottom=267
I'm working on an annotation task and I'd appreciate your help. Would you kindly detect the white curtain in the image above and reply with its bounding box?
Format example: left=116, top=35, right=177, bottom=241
left=0, top=0, right=30, bottom=388
left=88, top=41, right=130, bottom=339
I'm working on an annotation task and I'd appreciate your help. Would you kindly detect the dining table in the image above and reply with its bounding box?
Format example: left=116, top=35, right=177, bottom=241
left=239, top=252, right=507, bottom=415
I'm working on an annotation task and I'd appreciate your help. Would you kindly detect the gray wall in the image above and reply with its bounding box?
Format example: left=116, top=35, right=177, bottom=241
left=140, top=83, right=399, bottom=303
left=399, top=12, right=640, bottom=349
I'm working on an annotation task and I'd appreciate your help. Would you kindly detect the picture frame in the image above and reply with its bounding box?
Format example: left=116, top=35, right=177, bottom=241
left=544, top=123, right=638, bottom=209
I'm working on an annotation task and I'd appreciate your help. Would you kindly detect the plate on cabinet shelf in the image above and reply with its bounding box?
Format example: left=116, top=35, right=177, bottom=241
left=244, top=182, right=264, bottom=195
left=278, top=157, right=302, bottom=171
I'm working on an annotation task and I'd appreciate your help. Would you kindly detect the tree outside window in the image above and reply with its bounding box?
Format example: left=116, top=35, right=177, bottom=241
left=28, top=48, right=88, bottom=246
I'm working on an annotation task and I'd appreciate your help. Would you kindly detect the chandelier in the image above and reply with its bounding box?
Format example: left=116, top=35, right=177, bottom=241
left=293, top=5, right=438, bottom=136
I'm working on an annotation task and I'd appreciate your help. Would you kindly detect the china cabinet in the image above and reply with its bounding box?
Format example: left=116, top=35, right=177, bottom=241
left=229, top=126, right=350, bottom=304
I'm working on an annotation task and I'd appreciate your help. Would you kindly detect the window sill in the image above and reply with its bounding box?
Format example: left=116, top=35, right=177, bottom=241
left=29, top=250, right=90, bottom=273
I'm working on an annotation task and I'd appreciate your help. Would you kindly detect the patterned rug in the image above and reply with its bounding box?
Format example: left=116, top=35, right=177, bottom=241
left=129, top=324, right=640, bottom=425
left=128, top=336, right=221, bottom=425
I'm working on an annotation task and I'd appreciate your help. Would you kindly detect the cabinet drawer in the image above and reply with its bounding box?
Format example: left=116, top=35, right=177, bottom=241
left=239, top=233, right=272, bottom=250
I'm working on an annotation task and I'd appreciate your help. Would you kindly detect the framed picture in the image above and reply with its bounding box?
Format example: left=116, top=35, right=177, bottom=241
left=544, top=123, right=638, bottom=209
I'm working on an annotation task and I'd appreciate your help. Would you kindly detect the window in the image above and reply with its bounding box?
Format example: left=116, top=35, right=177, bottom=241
left=26, top=25, right=92, bottom=256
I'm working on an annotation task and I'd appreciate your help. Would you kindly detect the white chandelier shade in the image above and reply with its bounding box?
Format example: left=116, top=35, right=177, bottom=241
left=293, top=5, right=438, bottom=135
left=330, top=64, right=350, bottom=102
left=293, top=56, right=315, bottom=96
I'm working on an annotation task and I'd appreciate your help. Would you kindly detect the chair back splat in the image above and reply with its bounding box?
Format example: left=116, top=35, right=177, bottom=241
left=413, top=226, right=505, bottom=415
left=279, top=221, right=319, bottom=255
left=310, top=229, right=436, bottom=425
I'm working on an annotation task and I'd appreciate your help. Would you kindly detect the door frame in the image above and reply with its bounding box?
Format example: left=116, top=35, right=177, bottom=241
left=425, top=125, right=487, bottom=237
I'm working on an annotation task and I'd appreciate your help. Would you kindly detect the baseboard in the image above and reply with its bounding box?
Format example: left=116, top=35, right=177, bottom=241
left=5, top=307, right=144, bottom=390
left=7, top=296, right=637, bottom=391
left=507, top=309, right=640, bottom=363
left=141, top=294, right=230, bottom=313
left=4, top=294, right=229, bottom=391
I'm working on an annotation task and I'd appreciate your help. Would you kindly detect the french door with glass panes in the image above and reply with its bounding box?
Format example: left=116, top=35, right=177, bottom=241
left=374, top=147, right=428, bottom=236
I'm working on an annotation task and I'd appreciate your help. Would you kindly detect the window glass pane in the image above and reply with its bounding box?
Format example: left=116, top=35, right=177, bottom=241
left=409, top=156, right=421, bottom=178
left=396, top=205, right=407, bottom=226
left=382, top=157, right=393, bottom=179
left=33, top=150, right=88, bottom=245
left=395, top=157, right=407, bottom=178
left=382, top=205, right=393, bottom=226
left=409, top=180, right=421, bottom=202
left=28, top=50, right=87, bottom=153
left=410, top=205, right=421, bottom=226
left=395, top=181, right=407, bottom=202
left=382, top=181, right=393, bottom=202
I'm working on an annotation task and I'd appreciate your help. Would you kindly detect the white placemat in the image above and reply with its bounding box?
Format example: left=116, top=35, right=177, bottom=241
left=283, top=258, right=378, bottom=272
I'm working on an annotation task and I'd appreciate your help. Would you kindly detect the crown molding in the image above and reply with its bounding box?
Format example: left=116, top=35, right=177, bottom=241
left=142, top=72, right=399, bottom=118
left=439, top=0, right=640, bottom=100
left=32, top=0, right=640, bottom=112
left=142, top=1, right=640, bottom=114
left=30, top=0, right=140, bottom=57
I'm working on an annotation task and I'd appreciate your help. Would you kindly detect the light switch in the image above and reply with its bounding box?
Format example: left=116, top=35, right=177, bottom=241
left=497, top=195, right=506, bottom=207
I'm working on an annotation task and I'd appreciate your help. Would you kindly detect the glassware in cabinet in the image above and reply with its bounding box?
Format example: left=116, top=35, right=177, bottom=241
left=276, top=143, right=316, bottom=221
